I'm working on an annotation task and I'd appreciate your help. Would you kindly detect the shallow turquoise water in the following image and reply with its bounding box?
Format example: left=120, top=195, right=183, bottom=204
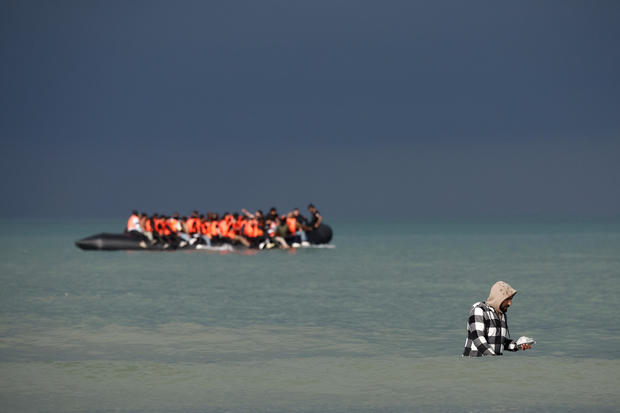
left=1, top=218, right=619, bottom=412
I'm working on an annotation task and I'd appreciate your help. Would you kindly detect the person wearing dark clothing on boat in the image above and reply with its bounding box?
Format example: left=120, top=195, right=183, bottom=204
left=267, top=207, right=279, bottom=222
left=293, top=208, right=307, bottom=226
left=307, top=204, right=322, bottom=230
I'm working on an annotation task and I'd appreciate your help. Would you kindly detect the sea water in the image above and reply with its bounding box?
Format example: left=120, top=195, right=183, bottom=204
left=1, top=218, right=619, bottom=412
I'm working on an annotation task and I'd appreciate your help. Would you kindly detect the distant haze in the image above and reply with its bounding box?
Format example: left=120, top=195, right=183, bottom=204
left=1, top=1, right=619, bottom=219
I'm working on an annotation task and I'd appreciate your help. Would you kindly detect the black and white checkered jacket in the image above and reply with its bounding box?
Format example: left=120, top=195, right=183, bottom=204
left=463, top=301, right=518, bottom=356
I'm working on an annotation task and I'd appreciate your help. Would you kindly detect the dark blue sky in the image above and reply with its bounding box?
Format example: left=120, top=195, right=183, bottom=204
left=1, top=1, right=619, bottom=219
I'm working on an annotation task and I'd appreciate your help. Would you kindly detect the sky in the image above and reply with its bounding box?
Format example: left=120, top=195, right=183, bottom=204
left=1, top=0, right=619, bottom=220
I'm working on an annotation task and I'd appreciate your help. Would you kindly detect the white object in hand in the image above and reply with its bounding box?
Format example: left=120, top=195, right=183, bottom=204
left=516, top=336, right=536, bottom=346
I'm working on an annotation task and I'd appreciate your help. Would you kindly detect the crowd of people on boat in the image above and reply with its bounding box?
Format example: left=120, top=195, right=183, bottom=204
left=125, top=204, right=323, bottom=249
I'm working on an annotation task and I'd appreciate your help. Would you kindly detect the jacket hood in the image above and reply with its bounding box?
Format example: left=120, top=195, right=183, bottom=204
left=486, top=281, right=517, bottom=314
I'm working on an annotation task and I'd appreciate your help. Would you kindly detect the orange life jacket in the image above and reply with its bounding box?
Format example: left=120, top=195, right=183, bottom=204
left=126, top=214, right=140, bottom=232
left=219, top=218, right=235, bottom=239
left=218, top=220, right=228, bottom=237
left=286, top=217, right=297, bottom=235
left=155, top=218, right=170, bottom=236
left=209, top=221, right=219, bottom=237
left=244, top=219, right=264, bottom=238
left=200, top=220, right=210, bottom=236
left=186, top=218, right=199, bottom=234
left=243, top=222, right=254, bottom=238
left=167, top=218, right=179, bottom=234
left=153, top=218, right=163, bottom=234
left=234, top=218, right=246, bottom=234
left=144, top=219, right=153, bottom=233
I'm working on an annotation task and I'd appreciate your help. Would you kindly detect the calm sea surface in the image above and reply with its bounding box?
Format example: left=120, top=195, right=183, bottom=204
left=1, top=218, right=619, bottom=412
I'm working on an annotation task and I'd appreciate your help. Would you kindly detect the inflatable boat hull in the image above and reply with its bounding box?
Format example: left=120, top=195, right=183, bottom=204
left=75, top=233, right=151, bottom=250
left=75, top=224, right=333, bottom=251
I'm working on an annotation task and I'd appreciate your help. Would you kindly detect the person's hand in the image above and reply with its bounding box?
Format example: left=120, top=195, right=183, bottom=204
left=519, top=343, right=532, bottom=351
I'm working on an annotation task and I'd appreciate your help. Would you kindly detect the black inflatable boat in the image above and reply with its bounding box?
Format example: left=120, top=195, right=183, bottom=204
left=75, top=223, right=333, bottom=251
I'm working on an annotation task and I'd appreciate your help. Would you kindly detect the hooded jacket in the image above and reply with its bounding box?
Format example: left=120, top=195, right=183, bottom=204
left=463, top=281, right=519, bottom=356
left=486, top=281, right=517, bottom=314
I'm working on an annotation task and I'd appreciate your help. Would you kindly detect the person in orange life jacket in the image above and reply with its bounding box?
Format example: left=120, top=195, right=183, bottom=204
left=126, top=210, right=148, bottom=243
left=152, top=213, right=162, bottom=235
left=285, top=213, right=297, bottom=236
left=243, top=218, right=263, bottom=238
left=194, top=215, right=209, bottom=246
left=233, top=213, right=247, bottom=235
left=284, top=212, right=302, bottom=245
left=218, top=213, right=236, bottom=242
left=157, top=215, right=174, bottom=247
left=150, top=213, right=166, bottom=244
left=208, top=213, right=223, bottom=245
left=249, top=209, right=266, bottom=230
left=225, top=213, right=237, bottom=239
left=243, top=217, right=265, bottom=248
left=241, top=208, right=267, bottom=234
left=155, top=214, right=169, bottom=237
left=141, top=212, right=154, bottom=243
left=126, top=210, right=142, bottom=234
left=232, top=213, right=252, bottom=248
left=220, top=213, right=237, bottom=245
left=167, top=213, right=182, bottom=238
left=186, top=211, right=200, bottom=237
left=184, top=212, right=202, bottom=247
left=164, top=213, right=185, bottom=247
left=208, top=214, right=221, bottom=245
left=222, top=213, right=250, bottom=247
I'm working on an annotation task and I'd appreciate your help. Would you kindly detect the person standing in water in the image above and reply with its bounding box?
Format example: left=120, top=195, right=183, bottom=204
left=463, top=281, right=532, bottom=356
